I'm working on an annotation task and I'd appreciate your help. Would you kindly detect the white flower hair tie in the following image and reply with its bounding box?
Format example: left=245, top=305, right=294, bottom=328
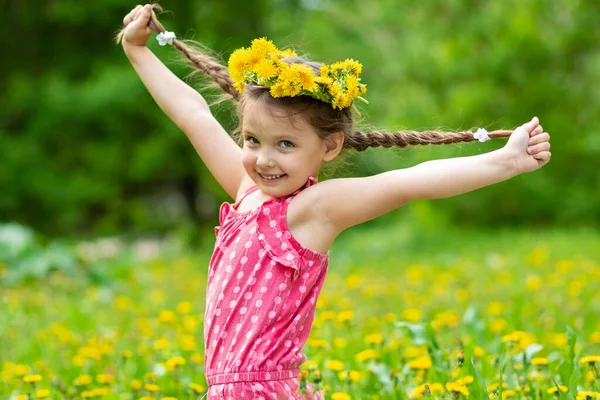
left=156, top=31, right=176, bottom=46
left=473, top=128, right=490, bottom=142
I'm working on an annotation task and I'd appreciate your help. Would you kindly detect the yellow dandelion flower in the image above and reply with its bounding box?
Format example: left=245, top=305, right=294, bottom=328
left=190, top=383, right=206, bottom=393
left=324, top=360, right=345, bottom=371
left=280, top=48, right=298, bottom=58
left=331, top=393, right=351, bottom=400
left=270, top=83, right=286, bottom=98
left=445, top=382, right=469, bottom=395
left=314, top=76, right=333, bottom=87
left=338, top=370, right=362, bottom=383
left=250, top=37, right=278, bottom=57
left=165, top=356, right=186, bottom=371
left=255, top=59, right=278, bottom=80
left=531, top=357, right=549, bottom=366
left=96, top=374, right=114, bottom=384
left=319, top=65, right=330, bottom=77
left=24, top=374, right=42, bottom=383
left=474, top=346, right=486, bottom=357
left=456, top=375, right=474, bottom=385
left=153, top=338, right=169, bottom=351
left=233, top=81, right=246, bottom=93
left=577, top=391, right=600, bottom=399
left=81, top=391, right=93, bottom=398
left=36, top=389, right=51, bottom=398
left=333, top=337, right=347, bottom=348
left=337, top=310, right=354, bottom=322
left=408, top=356, right=432, bottom=370
left=345, top=274, right=362, bottom=289
left=190, top=353, right=203, bottom=364
left=327, top=82, right=343, bottom=99
left=130, top=380, right=142, bottom=390
left=228, top=48, right=250, bottom=81
left=145, top=383, right=160, bottom=392
left=291, top=64, right=317, bottom=92
left=580, top=356, right=600, bottom=365
left=281, top=81, right=300, bottom=97
left=91, top=387, right=110, bottom=396
left=246, top=49, right=262, bottom=69
left=176, top=301, right=193, bottom=314
left=15, top=364, right=31, bottom=376
left=364, top=333, right=383, bottom=345
left=355, top=349, right=379, bottom=362
left=547, top=386, right=568, bottom=394
left=343, top=58, right=362, bottom=75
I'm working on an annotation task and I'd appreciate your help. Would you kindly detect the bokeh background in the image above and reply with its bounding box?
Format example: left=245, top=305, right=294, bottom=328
left=2, top=1, right=600, bottom=399
left=3, top=0, right=600, bottom=238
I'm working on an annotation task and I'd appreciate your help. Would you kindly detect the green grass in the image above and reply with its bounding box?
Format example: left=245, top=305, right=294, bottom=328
left=1, top=223, right=600, bottom=399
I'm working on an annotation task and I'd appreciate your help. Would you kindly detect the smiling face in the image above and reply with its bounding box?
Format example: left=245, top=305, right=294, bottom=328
left=241, top=99, right=339, bottom=198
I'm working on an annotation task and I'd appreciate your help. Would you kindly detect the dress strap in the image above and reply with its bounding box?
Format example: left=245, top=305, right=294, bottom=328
left=234, top=185, right=259, bottom=205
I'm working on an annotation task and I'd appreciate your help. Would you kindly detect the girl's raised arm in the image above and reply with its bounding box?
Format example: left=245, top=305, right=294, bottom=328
left=312, top=117, right=551, bottom=234
left=119, top=5, right=243, bottom=199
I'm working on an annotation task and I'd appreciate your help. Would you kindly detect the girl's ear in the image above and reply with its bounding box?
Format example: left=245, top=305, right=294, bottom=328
left=324, top=131, right=345, bottom=162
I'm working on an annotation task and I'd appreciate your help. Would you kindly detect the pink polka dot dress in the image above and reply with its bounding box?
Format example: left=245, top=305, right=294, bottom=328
left=204, top=177, right=328, bottom=399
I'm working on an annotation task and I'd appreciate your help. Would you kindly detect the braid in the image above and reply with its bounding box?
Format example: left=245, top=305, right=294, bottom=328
left=344, top=129, right=513, bottom=152
left=171, top=41, right=240, bottom=100
left=116, top=5, right=239, bottom=101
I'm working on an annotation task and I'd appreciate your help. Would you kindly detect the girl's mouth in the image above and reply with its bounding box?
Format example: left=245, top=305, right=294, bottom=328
left=258, top=173, right=287, bottom=182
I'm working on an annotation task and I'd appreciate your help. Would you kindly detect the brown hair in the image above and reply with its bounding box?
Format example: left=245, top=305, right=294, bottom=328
left=116, top=6, right=513, bottom=151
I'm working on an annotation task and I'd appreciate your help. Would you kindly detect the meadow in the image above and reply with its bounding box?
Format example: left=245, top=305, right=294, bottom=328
left=2, top=223, right=599, bottom=399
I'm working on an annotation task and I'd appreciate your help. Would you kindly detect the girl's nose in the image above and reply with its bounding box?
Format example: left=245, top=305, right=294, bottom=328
left=257, top=152, right=275, bottom=168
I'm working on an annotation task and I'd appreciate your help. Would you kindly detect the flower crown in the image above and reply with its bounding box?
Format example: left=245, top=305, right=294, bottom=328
left=228, top=38, right=368, bottom=110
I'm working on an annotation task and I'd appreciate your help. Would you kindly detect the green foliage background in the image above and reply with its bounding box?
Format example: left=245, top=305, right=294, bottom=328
left=2, top=0, right=599, bottom=237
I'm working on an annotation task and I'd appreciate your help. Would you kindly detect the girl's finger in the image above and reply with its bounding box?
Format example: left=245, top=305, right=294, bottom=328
left=123, top=5, right=143, bottom=25
left=529, top=125, right=544, bottom=137
left=533, top=151, right=551, bottom=162
left=528, top=132, right=550, bottom=146
left=528, top=142, right=551, bottom=154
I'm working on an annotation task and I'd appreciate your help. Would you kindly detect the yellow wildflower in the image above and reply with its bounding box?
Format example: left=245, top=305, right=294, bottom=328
left=408, top=356, right=432, bottom=370
left=176, top=301, right=193, bottom=314
left=36, top=389, right=51, bottom=398
left=325, top=360, right=345, bottom=371
left=331, top=393, right=351, bottom=400
left=250, top=37, right=278, bottom=57
left=338, top=370, right=362, bottom=383
left=130, top=380, right=142, bottom=390
left=446, top=382, right=469, bottom=395
left=190, top=383, right=206, bottom=393
left=255, top=59, right=278, bottom=80
left=145, top=383, right=160, bottom=392
left=24, top=374, right=42, bottom=383
left=580, top=356, right=600, bottom=365
left=365, top=333, right=383, bottom=345
left=547, top=386, right=568, bottom=394
left=531, top=357, right=548, bottom=366
left=355, top=349, right=379, bottom=362
left=337, top=310, right=354, bottom=323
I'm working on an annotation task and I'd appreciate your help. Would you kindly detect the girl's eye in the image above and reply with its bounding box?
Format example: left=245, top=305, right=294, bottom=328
left=246, top=137, right=259, bottom=145
left=280, top=140, right=294, bottom=148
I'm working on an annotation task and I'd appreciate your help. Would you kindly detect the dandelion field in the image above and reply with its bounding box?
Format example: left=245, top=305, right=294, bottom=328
left=2, top=224, right=600, bottom=400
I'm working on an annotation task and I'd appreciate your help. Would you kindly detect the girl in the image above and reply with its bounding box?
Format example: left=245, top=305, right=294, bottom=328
left=117, top=4, right=551, bottom=399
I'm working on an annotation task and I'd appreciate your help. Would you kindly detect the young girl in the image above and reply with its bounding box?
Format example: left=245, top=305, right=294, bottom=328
left=118, top=4, right=551, bottom=399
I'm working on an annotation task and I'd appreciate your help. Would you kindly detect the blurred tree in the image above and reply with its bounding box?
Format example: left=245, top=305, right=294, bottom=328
left=1, top=0, right=598, bottom=237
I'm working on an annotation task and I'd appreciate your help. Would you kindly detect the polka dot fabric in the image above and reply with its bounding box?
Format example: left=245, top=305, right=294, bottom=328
left=205, top=177, right=328, bottom=399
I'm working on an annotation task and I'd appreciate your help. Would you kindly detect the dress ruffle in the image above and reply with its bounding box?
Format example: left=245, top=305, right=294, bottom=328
left=214, top=176, right=327, bottom=280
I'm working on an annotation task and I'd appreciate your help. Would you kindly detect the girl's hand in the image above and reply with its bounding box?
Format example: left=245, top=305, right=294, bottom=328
left=122, top=4, right=154, bottom=47
left=503, top=117, right=552, bottom=174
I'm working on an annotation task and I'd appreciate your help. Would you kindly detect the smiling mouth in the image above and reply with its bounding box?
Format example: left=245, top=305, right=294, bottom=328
left=258, top=173, right=287, bottom=181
